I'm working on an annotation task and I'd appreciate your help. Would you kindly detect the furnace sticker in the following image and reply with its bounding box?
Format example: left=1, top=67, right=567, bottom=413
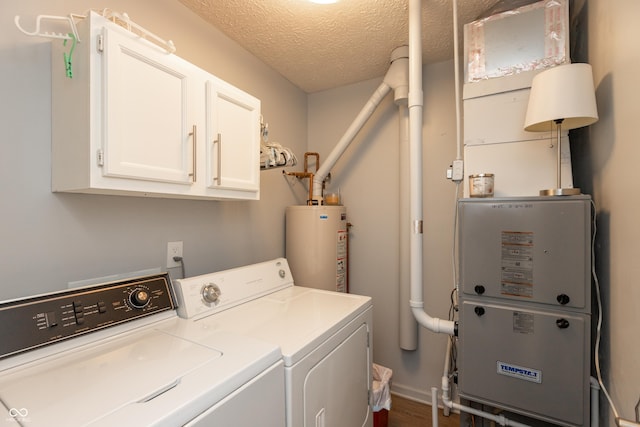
left=500, top=231, right=534, bottom=298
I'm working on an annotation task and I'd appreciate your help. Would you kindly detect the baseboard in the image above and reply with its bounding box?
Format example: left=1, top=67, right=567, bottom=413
left=390, top=383, right=432, bottom=405
left=390, top=383, right=461, bottom=415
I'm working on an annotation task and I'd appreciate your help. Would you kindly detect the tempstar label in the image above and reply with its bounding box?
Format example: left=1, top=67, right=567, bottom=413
left=497, top=361, right=542, bottom=383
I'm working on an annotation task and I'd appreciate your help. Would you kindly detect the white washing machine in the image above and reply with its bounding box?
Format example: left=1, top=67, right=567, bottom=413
left=0, top=273, right=285, bottom=427
left=174, top=258, right=374, bottom=427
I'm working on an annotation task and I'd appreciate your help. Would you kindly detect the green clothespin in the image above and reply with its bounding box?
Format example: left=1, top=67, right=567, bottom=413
left=63, top=33, right=76, bottom=78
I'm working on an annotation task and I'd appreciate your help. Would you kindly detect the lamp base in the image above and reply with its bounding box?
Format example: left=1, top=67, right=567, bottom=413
left=539, top=187, right=581, bottom=196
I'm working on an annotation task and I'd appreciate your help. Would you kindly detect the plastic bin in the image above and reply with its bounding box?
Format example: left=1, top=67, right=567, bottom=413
left=372, top=363, right=393, bottom=427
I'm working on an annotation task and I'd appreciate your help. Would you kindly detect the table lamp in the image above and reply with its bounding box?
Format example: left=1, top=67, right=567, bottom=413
left=524, top=63, right=598, bottom=196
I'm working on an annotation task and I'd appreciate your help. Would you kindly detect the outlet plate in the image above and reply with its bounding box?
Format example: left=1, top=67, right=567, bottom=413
left=452, top=159, right=464, bottom=182
left=167, top=241, right=183, bottom=268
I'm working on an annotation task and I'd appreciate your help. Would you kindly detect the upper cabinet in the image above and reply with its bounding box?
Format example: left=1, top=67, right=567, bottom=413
left=101, top=24, right=196, bottom=186
left=51, top=12, right=260, bottom=201
left=205, top=79, right=261, bottom=194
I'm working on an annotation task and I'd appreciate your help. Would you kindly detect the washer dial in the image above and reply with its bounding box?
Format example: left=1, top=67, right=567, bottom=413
left=129, top=289, right=151, bottom=308
left=202, top=283, right=221, bottom=304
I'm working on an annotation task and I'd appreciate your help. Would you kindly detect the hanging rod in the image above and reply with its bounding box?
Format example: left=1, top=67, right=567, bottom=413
left=100, top=10, right=176, bottom=54
left=15, top=11, right=176, bottom=54
left=14, top=14, right=83, bottom=42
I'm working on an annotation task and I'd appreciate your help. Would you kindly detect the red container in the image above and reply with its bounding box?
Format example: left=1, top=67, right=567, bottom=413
left=373, top=409, right=389, bottom=427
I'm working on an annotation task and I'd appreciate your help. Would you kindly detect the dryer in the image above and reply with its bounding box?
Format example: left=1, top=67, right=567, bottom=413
left=0, top=273, right=285, bottom=427
left=174, top=258, right=374, bottom=427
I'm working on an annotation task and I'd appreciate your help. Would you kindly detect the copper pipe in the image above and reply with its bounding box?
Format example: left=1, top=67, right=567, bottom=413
left=304, top=152, right=320, bottom=174
left=283, top=152, right=321, bottom=205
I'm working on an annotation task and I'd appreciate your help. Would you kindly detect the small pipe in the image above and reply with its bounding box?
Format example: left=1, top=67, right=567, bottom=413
left=283, top=171, right=315, bottom=205
left=440, top=378, right=530, bottom=427
left=452, top=0, right=462, bottom=161
left=590, top=376, right=600, bottom=427
left=442, top=337, right=452, bottom=417
left=432, top=387, right=440, bottom=427
left=284, top=152, right=320, bottom=205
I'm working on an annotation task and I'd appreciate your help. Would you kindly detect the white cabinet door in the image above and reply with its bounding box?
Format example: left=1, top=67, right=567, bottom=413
left=206, top=79, right=260, bottom=195
left=102, top=26, right=195, bottom=185
left=52, top=12, right=260, bottom=201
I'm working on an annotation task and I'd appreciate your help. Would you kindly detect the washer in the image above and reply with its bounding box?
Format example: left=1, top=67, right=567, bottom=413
left=174, top=258, right=374, bottom=427
left=0, top=273, right=285, bottom=427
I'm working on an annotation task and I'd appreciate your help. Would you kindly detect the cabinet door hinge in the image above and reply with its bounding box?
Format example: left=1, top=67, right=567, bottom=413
left=97, top=149, right=104, bottom=166
left=97, top=34, right=104, bottom=53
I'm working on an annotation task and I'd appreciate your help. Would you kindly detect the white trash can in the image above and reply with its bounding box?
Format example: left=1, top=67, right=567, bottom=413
left=372, top=363, right=393, bottom=427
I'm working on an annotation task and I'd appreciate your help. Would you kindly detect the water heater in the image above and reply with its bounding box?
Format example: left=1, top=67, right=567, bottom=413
left=285, top=205, right=348, bottom=292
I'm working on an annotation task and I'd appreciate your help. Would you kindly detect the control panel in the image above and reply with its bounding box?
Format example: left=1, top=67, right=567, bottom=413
left=174, top=258, right=293, bottom=319
left=0, top=273, right=175, bottom=359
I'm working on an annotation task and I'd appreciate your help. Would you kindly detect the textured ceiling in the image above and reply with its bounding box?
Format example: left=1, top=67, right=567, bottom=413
left=178, top=0, right=502, bottom=93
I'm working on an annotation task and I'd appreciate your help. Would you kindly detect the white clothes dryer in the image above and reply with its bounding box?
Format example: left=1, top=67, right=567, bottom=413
left=174, top=258, right=374, bottom=427
left=0, top=273, right=285, bottom=427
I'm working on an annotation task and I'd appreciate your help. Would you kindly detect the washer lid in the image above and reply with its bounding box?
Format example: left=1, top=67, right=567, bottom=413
left=0, top=327, right=221, bottom=427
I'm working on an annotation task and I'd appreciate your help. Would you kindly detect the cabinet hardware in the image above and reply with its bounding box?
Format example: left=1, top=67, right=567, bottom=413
left=213, top=133, right=222, bottom=185
left=97, top=34, right=104, bottom=53
left=188, top=125, right=196, bottom=182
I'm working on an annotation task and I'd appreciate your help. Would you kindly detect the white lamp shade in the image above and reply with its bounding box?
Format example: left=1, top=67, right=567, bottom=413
left=524, top=63, right=599, bottom=132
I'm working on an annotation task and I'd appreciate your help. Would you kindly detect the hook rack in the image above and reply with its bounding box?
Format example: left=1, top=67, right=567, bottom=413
left=101, top=10, right=176, bottom=54
left=14, top=11, right=176, bottom=54
left=14, top=14, right=83, bottom=42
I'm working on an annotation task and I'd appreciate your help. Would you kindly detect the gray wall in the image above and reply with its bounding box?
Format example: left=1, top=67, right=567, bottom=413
left=0, top=0, right=307, bottom=299
left=580, top=0, right=640, bottom=425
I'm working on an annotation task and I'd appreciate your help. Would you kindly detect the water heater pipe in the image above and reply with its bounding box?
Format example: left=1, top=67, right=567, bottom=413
left=311, top=46, right=409, bottom=205
left=407, top=0, right=456, bottom=336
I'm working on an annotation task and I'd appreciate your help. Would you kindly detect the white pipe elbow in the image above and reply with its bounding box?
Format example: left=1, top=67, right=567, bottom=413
left=410, top=301, right=456, bottom=335
left=441, top=376, right=453, bottom=408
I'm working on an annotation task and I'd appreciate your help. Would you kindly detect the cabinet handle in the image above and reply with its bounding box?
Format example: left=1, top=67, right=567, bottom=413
left=189, top=125, right=197, bottom=182
left=556, top=318, right=570, bottom=329
left=214, top=133, right=222, bottom=185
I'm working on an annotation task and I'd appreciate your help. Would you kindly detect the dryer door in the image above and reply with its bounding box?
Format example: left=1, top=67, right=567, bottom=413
left=304, top=323, right=371, bottom=427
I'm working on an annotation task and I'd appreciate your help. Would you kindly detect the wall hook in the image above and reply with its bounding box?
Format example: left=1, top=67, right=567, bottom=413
left=14, top=14, right=82, bottom=42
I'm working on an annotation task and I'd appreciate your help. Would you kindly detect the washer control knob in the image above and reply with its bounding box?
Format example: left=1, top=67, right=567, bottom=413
left=279, top=269, right=286, bottom=278
left=202, top=283, right=221, bottom=304
left=129, top=289, right=151, bottom=308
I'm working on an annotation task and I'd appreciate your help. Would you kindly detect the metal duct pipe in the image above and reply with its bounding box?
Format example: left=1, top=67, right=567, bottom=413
left=407, top=0, right=456, bottom=336
left=311, top=46, right=409, bottom=205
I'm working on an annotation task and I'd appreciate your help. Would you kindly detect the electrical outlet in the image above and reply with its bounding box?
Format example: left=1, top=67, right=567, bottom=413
left=167, top=241, right=183, bottom=268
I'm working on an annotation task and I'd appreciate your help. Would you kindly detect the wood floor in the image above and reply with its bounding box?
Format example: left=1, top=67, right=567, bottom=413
left=387, top=394, right=460, bottom=427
